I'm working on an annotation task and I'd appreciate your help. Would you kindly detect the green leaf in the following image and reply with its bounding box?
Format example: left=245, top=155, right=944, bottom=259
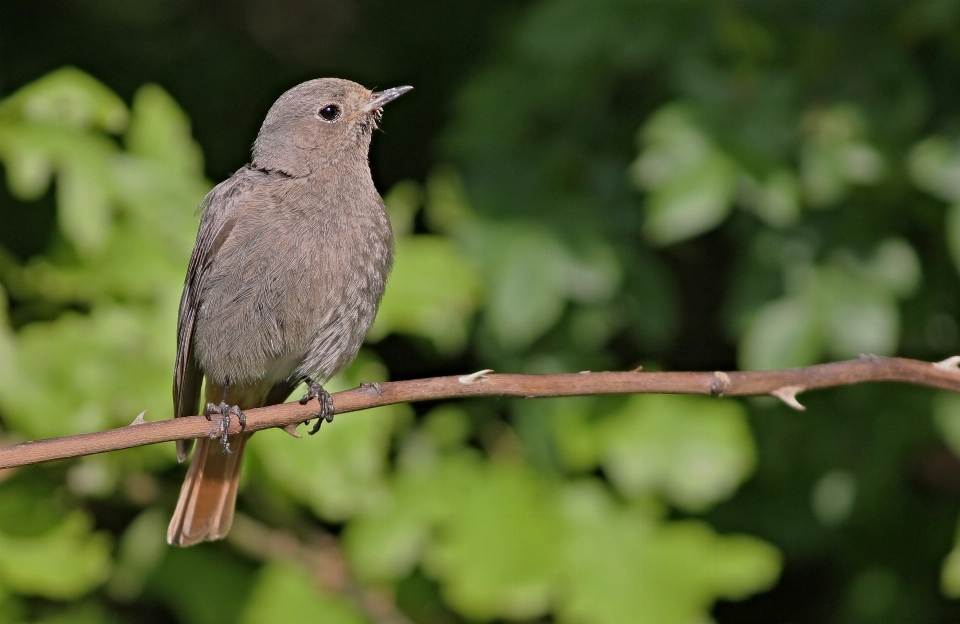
left=469, top=222, right=619, bottom=350
left=345, top=494, right=433, bottom=585
left=546, top=397, right=603, bottom=472
left=800, top=143, right=847, bottom=207
left=349, top=453, right=779, bottom=623
left=0, top=305, right=175, bottom=443
left=382, top=179, right=422, bottom=237
left=346, top=451, right=565, bottom=620
left=251, top=355, right=405, bottom=522
left=739, top=169, right=801, bottom=228
left=0, top=511, right=112, bottom=599
left=907, top=136, right=959, bottom=201
left=368, top=235, right=482, bottom=353
left=0, top=143, right=52, bottom=199
left=0, top=481, right=67, bottom=538
left=825, top=295, right=899, bottom=359
left=126, top=84, right=204, bottom=176
left=424, top=168, right=474, bottom=235
left=810, top=469, right=858, bottom=527
left=0, top=67, right=128, bottom=133
left=933, top=392, right=960, bottom=459
left=820, top=265, right=900, bottom=360
left=632, top=104, right=740, bottom=245
left=422, top=461, right=563, bottom=620
left=559, top=482, right=781, bottom=624
left=421, top=405, right=473, bottom=450
left=800, top=106, right=885, bottom=208
left=863, top=238, right=921, bottom=298
left=642, top=151, right=739, bottom=245
left=0, top=123, right=117, bottom=255
left=251, top=407, right=399, bottom=522
left=943, top=540, right=960, bottom=598
left=597, top=395, right=757, bottom=512
left=561, top=240, right=622, bottom=304
left=56, top=151, right=114, bottom=256
left=737, top=239, right=915, bottom=370
left=106, top=508, right=168, bottom=602
left=104, top=155, right=206, bottom=298
left=482, top=224, right=572, bottom=349
left=739, top=295, right=821, bottom=371
left=345, top=450, right=492, bottom=585
left=241, top=562, right=368, bottom=624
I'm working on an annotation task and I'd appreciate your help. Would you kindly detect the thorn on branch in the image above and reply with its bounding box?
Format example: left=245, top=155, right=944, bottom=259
left=359, top=381, right=383, bottom=396
left=459, top=369, right=493, bottom=384
left=632, top=365, right=644, bottom=372
left=129, top=411, right=147, bottom=426
left=281, top=424, right=301, bottom=438
left=935, top=356, right=960, bottom=371
left=771, top=386, right=806, bottom=411
left=710, top=372, right=731, bottom=396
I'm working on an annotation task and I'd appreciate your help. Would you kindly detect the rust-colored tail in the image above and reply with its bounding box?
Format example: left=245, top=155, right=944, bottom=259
left=166, top=431, right=250, bottom=546
left=167, top=380, right=294, bottom=546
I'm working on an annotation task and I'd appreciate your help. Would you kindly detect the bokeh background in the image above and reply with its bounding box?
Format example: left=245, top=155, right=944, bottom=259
left=3, top=0, right=960, bottom=622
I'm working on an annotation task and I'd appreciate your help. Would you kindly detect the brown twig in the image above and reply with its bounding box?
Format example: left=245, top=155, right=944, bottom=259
left=2, top=355, right=960, bottom=470
left=228, top=513, right=412, bottom=624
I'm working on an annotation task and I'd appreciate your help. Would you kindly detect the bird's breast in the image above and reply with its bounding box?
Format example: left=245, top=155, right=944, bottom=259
left=193, top=190, right=393, bottom=386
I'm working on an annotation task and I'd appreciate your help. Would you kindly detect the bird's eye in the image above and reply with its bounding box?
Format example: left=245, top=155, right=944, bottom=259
left=317, top=104, right=341, bottom=122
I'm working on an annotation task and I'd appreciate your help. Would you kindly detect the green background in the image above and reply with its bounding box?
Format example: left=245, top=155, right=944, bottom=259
left=2, top=0, right=960, bottom=622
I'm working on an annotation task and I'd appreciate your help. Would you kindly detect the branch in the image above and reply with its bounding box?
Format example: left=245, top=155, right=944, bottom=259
left=2, top=355, right=960, bottom=470
left=227, top=513, right=412, bottom=624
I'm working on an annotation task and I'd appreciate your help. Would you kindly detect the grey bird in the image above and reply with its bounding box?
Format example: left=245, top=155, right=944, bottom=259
left=167, top=78, right=411, bottom=546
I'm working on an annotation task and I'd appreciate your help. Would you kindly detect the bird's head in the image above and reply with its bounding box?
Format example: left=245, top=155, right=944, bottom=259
left=252, top=78, right=412, bottom=176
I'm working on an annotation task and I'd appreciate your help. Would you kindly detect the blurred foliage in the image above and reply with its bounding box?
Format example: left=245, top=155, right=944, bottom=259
left=5, top=0, right=960, bottom=622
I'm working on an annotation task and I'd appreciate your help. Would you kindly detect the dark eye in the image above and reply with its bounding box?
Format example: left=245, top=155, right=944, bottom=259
left=317, top=104, right=341, bottom=122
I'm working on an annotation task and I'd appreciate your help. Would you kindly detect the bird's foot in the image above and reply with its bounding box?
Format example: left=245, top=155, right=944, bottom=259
left=204, top=401, right=246, bottom=452
left=299, top=378, right=334, bottom=435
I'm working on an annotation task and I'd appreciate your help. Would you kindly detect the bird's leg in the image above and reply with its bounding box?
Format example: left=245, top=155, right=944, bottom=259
left=204, top=383, right=247, bottom=453
left=299, top=377, right=335, bottom=435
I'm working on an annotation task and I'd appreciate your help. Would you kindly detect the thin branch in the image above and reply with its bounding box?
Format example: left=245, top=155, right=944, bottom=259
left=227, top=513, right=412, bottom=624
left=2, top=355, right=960, bottom=470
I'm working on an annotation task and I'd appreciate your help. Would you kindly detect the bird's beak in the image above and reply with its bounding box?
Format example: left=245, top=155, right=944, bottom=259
left=363, top=86, right=413, bottom=113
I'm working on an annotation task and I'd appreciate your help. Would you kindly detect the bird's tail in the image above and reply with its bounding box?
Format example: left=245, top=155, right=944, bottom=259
left=167, top=380, right=296, bottom=547
left=166, top=431, right=250, bottom=546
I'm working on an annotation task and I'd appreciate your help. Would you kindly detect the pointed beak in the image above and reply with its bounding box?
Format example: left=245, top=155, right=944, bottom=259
left=363, top=86, right=413, bottom=113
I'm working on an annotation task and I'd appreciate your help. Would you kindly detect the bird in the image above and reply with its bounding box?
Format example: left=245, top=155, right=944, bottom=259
left=167, top=78, right=411, bottom=546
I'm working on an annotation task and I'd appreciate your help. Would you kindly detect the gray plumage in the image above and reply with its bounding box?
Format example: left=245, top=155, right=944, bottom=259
left=168, top=78, right=408, bottom=545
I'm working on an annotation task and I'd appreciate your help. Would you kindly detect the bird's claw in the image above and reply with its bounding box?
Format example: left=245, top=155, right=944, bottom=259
left=204, top=401, right=247, bottom=453
left=299, top=379, right=334, bottom=435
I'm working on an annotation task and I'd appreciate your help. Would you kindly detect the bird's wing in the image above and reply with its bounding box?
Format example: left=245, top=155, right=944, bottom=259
left=174, top=171, right=252, bottom=461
